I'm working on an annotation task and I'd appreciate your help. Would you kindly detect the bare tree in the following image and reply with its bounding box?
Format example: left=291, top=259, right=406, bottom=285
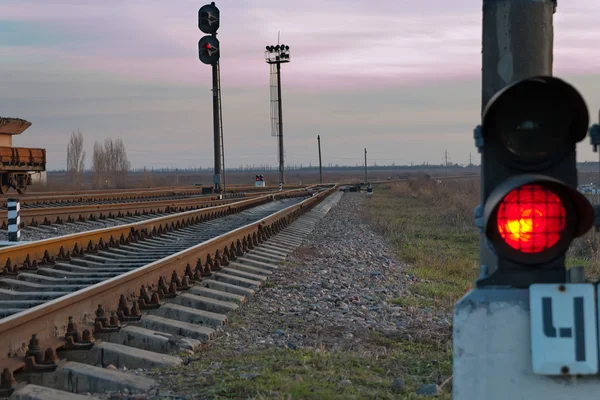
left=113, top=138, right=130, bottom=188
left=67, top=129, right=86, bottom=187
left=92, top=138, right=130, bottom=188
left=92, top=142, right=105, bottom=188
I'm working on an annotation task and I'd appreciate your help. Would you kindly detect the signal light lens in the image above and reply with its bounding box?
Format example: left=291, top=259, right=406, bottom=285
left=496, top=184, right=566, bottom=254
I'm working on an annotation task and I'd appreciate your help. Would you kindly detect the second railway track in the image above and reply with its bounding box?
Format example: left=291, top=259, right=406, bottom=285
left=0, top=184, right=336, bottom=399
left=0, top=195, right=309, bottom=319
left=0, top=193, right=256, bottom=231
left=0, top=184, right=306, bottom=209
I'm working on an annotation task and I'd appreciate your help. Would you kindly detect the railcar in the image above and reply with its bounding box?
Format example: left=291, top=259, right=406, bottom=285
left=0, top=118, right=47, bottom=194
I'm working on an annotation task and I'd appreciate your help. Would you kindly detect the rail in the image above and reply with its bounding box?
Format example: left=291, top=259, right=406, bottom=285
left=0, top=184, right=307, bottom=207
left=0, top=184, right=336, bottom=371
left=0, top=193, right=259, bottom=228
left=0, top=188, right=311, bottom=271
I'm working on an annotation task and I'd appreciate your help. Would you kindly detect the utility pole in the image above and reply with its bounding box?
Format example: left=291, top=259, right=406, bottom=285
left=442, top=149, right=451, bottom=176
left=364, top=148, right=368, bottom=183
left=265, top=40, right=290, bottom=191
left=317, top=135, right=323, bottom=184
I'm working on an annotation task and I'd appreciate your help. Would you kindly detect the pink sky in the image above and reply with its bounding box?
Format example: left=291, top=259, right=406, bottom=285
left=1, top=0, right=600, bottom=169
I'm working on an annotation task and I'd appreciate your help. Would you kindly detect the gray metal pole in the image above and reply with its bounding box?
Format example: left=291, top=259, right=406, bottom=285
left=454, top=5, right=564, bottom=396
left=482, top=0, right=556, bottom=111
left=364, top=148, right=367, bottom=183
left=276, top=62, right=285, bottom=186
left=479, top=0, right=556, bottom=276
left=212, top=61, right=222, bottom=193
left=318, top=135, right=323, bottom=184
left=217, top=61, right=226, bottom=193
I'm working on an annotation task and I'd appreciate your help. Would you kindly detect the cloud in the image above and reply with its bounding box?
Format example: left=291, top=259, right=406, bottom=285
left=2, top=0, right=599, bottom=89
left=2, top=0, right=600, bottom=170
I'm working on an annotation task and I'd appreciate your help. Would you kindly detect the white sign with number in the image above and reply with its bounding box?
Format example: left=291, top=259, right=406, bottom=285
left=530, top=283, right=598, bottom=375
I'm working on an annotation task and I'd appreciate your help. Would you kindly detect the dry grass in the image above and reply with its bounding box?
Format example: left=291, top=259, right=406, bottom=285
left=567, top=231, right=600, bottom=279
left=364, top=179, right=600, bottom=307
left=389, top=179, right=479, bottom=232
left=362, top=179, right=480, bottom=310
left=159, top=343, right=451, bottom=400
left=37, top=167, right=475, bottom=192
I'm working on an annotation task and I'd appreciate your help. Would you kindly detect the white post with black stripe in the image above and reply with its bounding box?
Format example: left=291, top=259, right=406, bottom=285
left=7, top=199, right=20, bottom=242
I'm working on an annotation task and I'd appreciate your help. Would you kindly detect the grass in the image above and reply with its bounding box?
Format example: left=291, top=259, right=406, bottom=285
left=363, top=180, right=480, bottom=310
left=363, top=179, right=600, bottom=308
left=158, top=341, right=452, bottom=400
left=567, top=231, right=600, bottom=279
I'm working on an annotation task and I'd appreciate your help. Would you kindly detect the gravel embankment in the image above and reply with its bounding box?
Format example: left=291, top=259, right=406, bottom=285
left=207, top=193, right=451, bottom=352
left=145, top=192, right=452, bottom=398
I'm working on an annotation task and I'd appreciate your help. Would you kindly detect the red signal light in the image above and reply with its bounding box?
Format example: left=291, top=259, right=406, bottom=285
left=203, top=43, right=212, bottom=49
left=496, top=184, right=567, bottom=254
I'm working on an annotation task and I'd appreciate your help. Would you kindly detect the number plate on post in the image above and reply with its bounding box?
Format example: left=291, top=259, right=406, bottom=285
left=530, top=284, right=598, bottom=375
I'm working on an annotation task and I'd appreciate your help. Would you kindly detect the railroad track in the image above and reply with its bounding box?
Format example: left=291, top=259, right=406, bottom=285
left=0, top=184, right=306, bottom=209
left=1, top=193, right=215, bottom=210
left=0, top=185, right=336, bottom=399
left=0, top=193, right=255, bottom=230
left=0, top=187, right=213, bottom=209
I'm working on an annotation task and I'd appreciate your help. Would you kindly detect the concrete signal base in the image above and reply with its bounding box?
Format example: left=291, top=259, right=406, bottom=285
left=453, top=289, right=600, bottom=400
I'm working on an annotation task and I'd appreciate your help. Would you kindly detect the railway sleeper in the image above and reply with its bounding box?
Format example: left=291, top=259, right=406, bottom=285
left=15, top=361, right=157, bottom=396
left=2, top=194, right=326, bottom=398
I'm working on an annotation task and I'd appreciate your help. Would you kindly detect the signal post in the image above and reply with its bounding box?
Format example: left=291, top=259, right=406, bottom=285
left=198, top=2, right=223, bottom=193
left=454, top=1, right=600, bottom=398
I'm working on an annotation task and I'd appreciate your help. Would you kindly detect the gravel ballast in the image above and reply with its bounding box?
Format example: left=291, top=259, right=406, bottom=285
left=207, top=192, right=451, bottom=352
left=136, top=192, right=454, bottom=399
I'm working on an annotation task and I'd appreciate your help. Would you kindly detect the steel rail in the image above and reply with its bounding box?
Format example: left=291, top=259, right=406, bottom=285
left=0, top=185, right=335, bottom=372
left=2, top=184, right=307, bottom=208
left=0, top=193, right=263, bottom=228
left=0, top=189, right=308, bottom=271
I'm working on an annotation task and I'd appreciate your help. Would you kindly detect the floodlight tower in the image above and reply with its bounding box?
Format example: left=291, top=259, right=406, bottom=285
left=265, top=43, right=290, bottom=191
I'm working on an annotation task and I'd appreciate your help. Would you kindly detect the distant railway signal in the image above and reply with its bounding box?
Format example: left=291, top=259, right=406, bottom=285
left=198, top=35, right=220, bottom=65
left=255, top=174, right=265, bottom=187
left=476, top=76, right=593, bottom=288
left=198, top=3, right=220, bottom=34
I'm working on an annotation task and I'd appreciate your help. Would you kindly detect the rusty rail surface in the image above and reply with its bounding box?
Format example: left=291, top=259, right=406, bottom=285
left=0, top=193, right=264, bottom=228
left=1, top=187, right=208, bottom=207
left=0, top=189, right=310, bottom=271
left=4, top=184, right=307, bottom=207
left=0, top=185, right=335, bottom=373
